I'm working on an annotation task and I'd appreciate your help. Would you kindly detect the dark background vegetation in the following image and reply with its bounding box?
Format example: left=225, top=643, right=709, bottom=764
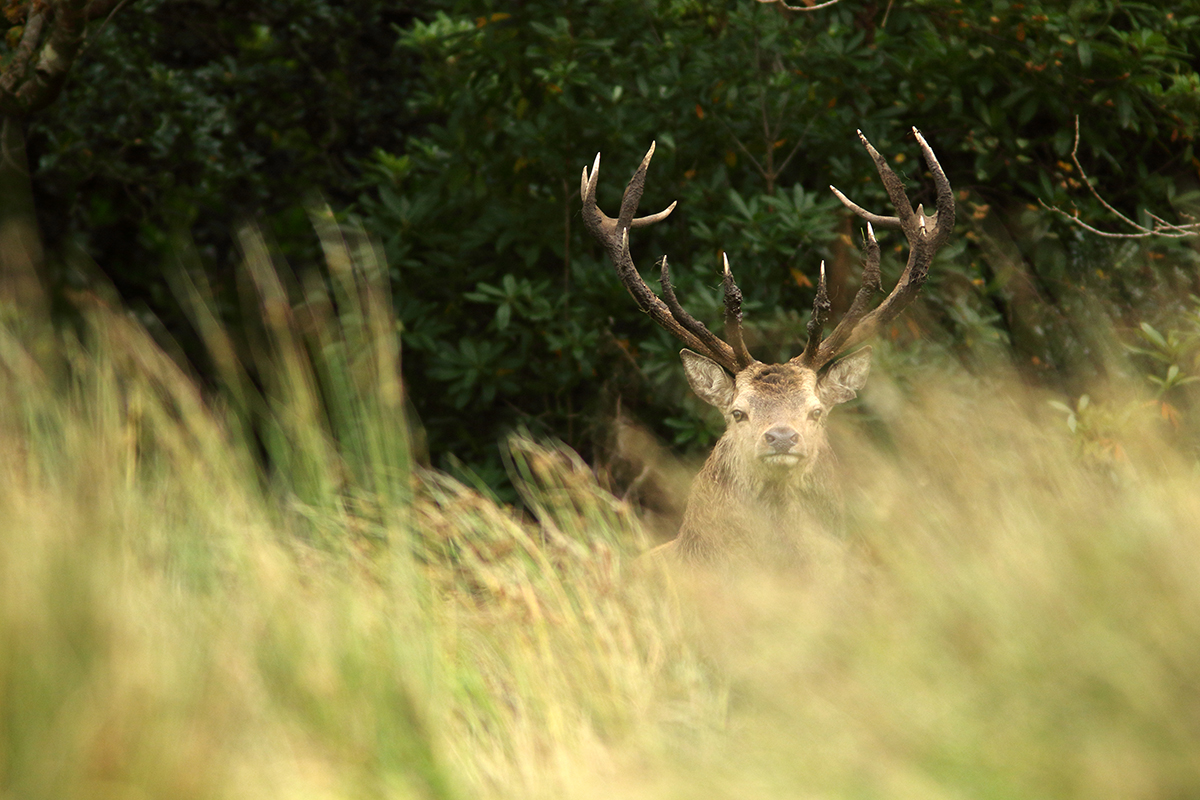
left=6, top=0, right=1200, bottom=491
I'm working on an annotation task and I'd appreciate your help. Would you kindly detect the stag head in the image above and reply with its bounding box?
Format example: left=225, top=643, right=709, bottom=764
left=581, top=130, right=954, bottom=556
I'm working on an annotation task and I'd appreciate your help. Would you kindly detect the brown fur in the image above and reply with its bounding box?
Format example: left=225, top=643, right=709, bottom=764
left=670, top=350, right=870, bottom=566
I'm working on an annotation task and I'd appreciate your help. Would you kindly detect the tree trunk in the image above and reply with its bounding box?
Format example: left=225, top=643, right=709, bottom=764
left=0, top=114, right=45, bottom=315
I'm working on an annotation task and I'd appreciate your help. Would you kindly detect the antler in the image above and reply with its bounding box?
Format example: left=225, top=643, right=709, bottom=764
left=794, top=127, right=955, bottom=370
left=581, top=143, right=757, bottom=375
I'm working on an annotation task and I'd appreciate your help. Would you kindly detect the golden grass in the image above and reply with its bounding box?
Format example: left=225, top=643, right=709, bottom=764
left=3, top=221, right=1200, bottom=799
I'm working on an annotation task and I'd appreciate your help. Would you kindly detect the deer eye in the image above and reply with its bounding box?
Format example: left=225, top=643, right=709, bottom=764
left=731, top=409, right=748, bottom=423
left=808, top=407, right=824, bottom=422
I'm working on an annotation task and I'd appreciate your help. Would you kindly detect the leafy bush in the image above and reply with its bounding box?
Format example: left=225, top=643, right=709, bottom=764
left=355, top=0, right=1200, bottom=481
left=13, top=0, right=1200, bottom=487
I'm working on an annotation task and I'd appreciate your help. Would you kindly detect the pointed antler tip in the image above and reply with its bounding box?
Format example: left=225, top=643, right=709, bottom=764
left=867, top=221, right=875, bottom=239
left=582, top=153, right=601, bottom=195
left=722, top=252, right=731, bottom=274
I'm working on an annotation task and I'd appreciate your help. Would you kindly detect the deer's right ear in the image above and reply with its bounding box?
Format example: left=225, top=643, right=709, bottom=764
left=680, top=349, right=735, bottom=409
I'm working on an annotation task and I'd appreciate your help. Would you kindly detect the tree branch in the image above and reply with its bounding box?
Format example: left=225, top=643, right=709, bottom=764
left=755, top=0, right=843, bottom=11
left=0, top=0, right=116, bottom=116
left=84, top=0, right=124, bottom=19
left=1042, top=116, right=1200, bottom=239
left=79, top=0, right=133, bottom=60
left=0, top=9, right=49, bottom=96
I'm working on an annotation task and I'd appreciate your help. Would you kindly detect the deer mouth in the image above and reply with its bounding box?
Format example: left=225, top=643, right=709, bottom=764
left=759, top=452, right=804, bottom=468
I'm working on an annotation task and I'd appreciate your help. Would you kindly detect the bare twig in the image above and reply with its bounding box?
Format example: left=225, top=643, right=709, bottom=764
left=84, top=0, right=126, bottom=19
left=1042, top=116, right=1200, bottom=239
left=725, top=122, right=766, bottom=177
left=80, top=0, right=134, bottom=58
left=714, top=0, right=839, bottom=192
left=755, top=0, right=843, bottom=11
left=772, top=135, right=807, bottom=179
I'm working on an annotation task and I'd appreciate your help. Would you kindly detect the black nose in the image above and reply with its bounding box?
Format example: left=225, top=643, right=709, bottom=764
left=763, top=425, right=800, bottom=453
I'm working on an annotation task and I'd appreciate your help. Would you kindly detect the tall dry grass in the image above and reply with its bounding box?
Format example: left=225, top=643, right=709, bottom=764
left=3, top=219, right=1200, bottom=799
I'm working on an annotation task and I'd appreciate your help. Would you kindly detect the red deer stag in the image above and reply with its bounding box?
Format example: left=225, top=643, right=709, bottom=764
left=581, top=128, right=954, bottom=564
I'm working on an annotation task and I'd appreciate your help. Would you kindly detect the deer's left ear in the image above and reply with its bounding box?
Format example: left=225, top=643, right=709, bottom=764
left=819, top=346, right=872, bottom=406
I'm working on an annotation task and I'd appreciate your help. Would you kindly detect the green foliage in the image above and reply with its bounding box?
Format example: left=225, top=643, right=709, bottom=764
left=33, top=0, right=428, bottom=308
left=1045, top=293, right=1200, bottom=467
left=19, top=0, right=1200, bottom=486
left=1130, top=312, right=1200, bottom=398
left=348, top=0, right=1200, bottom=480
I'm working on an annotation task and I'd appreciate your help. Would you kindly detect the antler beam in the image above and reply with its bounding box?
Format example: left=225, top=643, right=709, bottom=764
left=581, top=143, right=757, bottom=374
left=794, top=126, right=955, bottom=370
left=583, top=129, right=954, bottom=377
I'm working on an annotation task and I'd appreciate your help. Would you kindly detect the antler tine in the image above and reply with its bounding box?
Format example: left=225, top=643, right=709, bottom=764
left=797, top=127, right=955, bottom=370
left=628, top=143, right=676, bottom=230
left=580, top=147, right=679, bottom=234
left=828, top=185, right=900, bottom=230
left=800, top=224, right=882, bottom=364
left=660, top=255, right=740, bottom=365
left=827, top=129, right=913, bottom=231
left=859, top=128, right=919, bottom=229
left=582, top=144, right=743, bottom=374
left=913, top=127, right=956, bottom=248
left=797, top=260, right=831, bottom=365
left=722, top=253, right=755, bottom=369
left=581, top=152, right=600, bottom=207
left=616, top=142, right=666, bottom=231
